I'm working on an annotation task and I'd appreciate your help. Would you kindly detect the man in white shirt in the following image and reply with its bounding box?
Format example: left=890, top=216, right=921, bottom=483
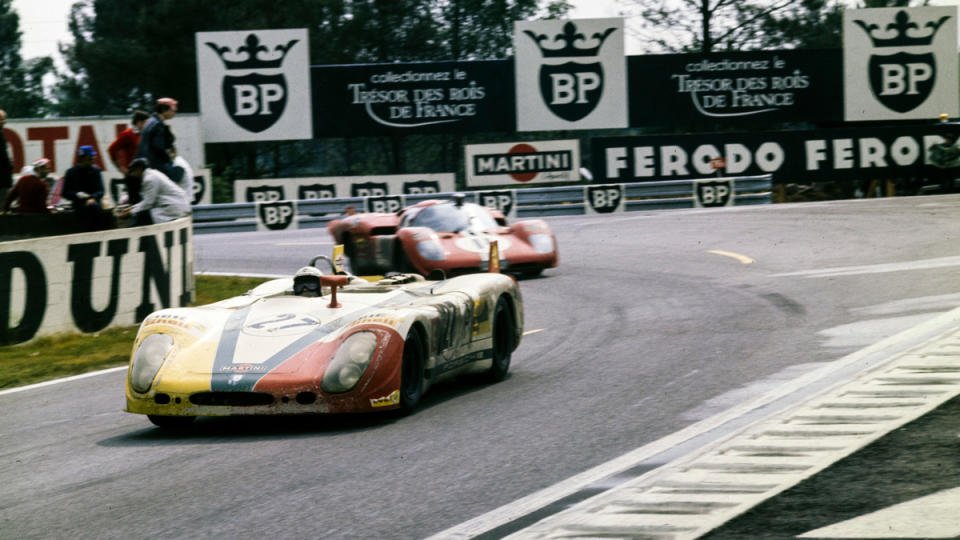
left=117, top=158, right=190, bottom=225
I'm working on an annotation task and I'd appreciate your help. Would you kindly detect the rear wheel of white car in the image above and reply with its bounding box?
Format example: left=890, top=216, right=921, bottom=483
left=147, top=415, right=195, bottom=429
left=398, top=328, right=425, bottom=414
left=485, top=296, right=515, bottom=382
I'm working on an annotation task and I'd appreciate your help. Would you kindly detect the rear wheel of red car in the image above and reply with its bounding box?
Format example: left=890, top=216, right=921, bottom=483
left=485, top=296, right=515, bottom=382
left=343, top=234, right=365, bottom=275
left=147, top=415, right=195, bottom=429
left=398, top=328, right=425, bottom=414
left=394, top=241, right=417, bottom=275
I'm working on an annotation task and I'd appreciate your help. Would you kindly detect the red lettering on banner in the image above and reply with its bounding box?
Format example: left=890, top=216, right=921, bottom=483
left=3, top=128, right=24, bottom=171
left=27, top=127, right=69, bottom=171
left=74, top=125, right=106, bottom=170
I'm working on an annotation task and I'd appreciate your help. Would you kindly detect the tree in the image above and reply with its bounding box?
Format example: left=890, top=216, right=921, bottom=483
left=0, top=0, right=54, bottom=117
left=621, top=0, right=929, bottom=53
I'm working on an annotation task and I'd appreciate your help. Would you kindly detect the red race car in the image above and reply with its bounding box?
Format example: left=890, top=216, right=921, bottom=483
left=327, top=197, right=558, bottom=277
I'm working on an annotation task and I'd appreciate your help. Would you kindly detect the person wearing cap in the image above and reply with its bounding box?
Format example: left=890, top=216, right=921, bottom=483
left=108, top=110, right=150, bottom=175
left=2, top=158, right=52, bottom=214
left=64, top=145, right=109, bottom=230
left=116, top=158, right=190, bottom=225
left=0, top=109, right=13, bottom=206
left=136, top=97, right=178, bottom=178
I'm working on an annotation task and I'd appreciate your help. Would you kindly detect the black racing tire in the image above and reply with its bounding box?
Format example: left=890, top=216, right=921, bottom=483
left=147, top=415, right=196, bottom=429
left=398, top=328, right=426, bottom=414
left=484, top=296, right=515, bottom=382
left=520, top=268, right=543, bottom=278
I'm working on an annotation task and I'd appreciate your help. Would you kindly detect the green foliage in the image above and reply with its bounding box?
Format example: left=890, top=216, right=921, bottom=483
left=624, top=0, right=930, bottom=53
left=0, top=0, right=54, bottom=117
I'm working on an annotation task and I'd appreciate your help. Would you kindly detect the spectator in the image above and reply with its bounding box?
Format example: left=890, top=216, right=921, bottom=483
left=926, top=130, right=960, bottom=193
left=136, top=97, right=177, bottom=177
left=169, top=148, right=195, bottom=205
left=108, top=110, right=149, bottom=175
left=117, top=158, right=190, bottom=225
left=3, top=158, right=51, bottom=214
left=0, top=109, right=12, bottom=205
left=64, top=145, right=110, bottom=230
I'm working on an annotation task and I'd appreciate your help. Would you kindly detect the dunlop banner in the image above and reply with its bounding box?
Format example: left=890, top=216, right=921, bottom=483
left=628, top=50, right=842, bottom=126
left=312, top=60, right=514, bottom=136
left=593, top=123, right=958, bottom=183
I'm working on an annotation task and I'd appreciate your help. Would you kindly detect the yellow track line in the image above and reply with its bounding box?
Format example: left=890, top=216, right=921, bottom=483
left=707, top=250, right=754, bottom=264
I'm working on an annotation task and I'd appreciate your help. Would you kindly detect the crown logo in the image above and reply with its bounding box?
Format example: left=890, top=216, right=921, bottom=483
left=523, top=21, right=616, bottom=58
left=853, top=10, right=950, bottom=48
left=206, top=34, right=299, bottom=70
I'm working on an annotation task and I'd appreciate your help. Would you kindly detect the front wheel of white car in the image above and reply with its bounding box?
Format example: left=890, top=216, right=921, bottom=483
left=484, top=296, right=515, bottom=382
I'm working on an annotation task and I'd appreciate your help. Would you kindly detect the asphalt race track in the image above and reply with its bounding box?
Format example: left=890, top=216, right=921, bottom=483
left=3, top=195, right=960, bottom=539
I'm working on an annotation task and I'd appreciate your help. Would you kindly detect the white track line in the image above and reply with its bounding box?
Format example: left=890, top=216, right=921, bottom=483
left=0, top=366, right=127, bottom=397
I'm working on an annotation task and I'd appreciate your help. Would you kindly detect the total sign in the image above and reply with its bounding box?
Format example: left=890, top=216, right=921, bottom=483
left=514, top=19, right=628, bottom=131
left=197, top=29, right=313, bottom=142
left=465, top=139, right=580, bottom=187
left=844, top=7, right=959, bottom=121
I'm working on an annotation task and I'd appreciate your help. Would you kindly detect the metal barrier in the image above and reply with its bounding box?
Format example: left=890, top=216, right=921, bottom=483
left=192, top=175, right=772, bottom=234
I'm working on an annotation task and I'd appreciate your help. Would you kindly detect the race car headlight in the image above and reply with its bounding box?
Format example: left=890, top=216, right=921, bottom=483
left=321, top=332, right=378, bottom=393
left=129, top=333, right=174, bottom=393
left=528, top=233, right=555, bottom=254
left=416, top=239, right=446, bottom=261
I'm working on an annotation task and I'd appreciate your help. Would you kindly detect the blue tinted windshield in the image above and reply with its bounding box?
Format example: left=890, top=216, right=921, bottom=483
left=409, top=202, right=498, bottom=232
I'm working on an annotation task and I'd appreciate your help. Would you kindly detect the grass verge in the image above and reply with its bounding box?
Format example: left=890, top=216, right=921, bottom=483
left=0, top=275, right=268, bottom=391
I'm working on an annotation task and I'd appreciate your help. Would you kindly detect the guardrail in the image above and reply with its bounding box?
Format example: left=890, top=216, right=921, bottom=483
left=192, top=174, right=772, bottom=234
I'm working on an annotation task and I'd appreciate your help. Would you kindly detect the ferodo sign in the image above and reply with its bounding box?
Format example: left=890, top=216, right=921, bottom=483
left=592, top=123, right=955, bottom=183
left=465, top=139, right=580, bottom=187
left=0, top=218, right=194, bottom=346
left=234, top=173, right=455, bottom=202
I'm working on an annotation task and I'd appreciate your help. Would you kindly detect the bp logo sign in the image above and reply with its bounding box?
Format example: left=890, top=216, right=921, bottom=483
left=843, top=7, right=958, bottom=121
left=206, top=34, right=298, bottom=133
left=514, top=18, right=627, bottom=131
left=257, top=200, right=297, bottom=231
left=196, top=29, right=312, bottom=142
left=694, top=179, right=734, bottom=208
left=246, top=185, right=285, bottom=203
left=524, top=23, right=615, bottom=122
left=854, top=11, right=949, bottom=113
left=584, top=184, right=624, bottom=215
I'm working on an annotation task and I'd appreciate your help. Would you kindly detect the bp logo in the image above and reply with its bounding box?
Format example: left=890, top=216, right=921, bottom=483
left=853, top=10, right=950, bottom=113
left=477, top=190, right=515, bottom=217
left=523, top=22, right=617, bottom=122
left=403, top=180, right=441, bottom=195
left=206, top=33, right=300, bottom=132
left=298, top=184, right=335, bottom=200
left=694, top=179, right=734, bottom=208
left=585, top=184, right=624, bottom=214
left=246, top=185, right=284, bottom=203
left=257, top=200, right=296, bottom=230
left=351, top=182, right=389, bottom=198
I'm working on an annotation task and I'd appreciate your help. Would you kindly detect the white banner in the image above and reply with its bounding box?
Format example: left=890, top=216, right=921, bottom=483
left=514, top=18, right=627, bottom=131
left=234, top=173, right=456, bottom=203
left=844, top=7, right=959, bottom=121
left=465, top=139, right=580, bottom=187
left=0, top=218, right=193, bottom=345
left=197, top=29, right=313, bottom=142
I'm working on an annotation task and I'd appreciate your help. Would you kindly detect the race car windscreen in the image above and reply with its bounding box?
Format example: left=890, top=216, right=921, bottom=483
left=410, top=203, right=498, bottom=233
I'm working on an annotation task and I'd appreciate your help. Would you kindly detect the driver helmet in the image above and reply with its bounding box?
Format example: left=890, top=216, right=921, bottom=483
left=293, top=266, right=323, bottom=296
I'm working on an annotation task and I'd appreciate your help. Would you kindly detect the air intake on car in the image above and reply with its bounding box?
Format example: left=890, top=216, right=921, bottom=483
left=189, top=392, right=275, bottom=406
